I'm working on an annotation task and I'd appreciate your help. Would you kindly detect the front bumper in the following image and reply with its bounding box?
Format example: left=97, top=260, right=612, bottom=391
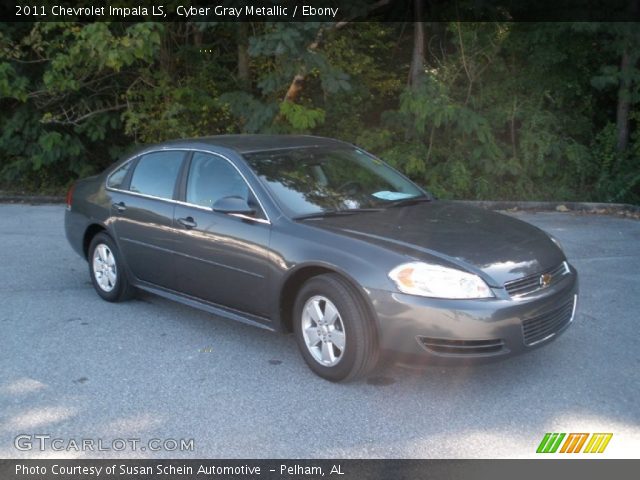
left=368, top=266, right=579, bottom=365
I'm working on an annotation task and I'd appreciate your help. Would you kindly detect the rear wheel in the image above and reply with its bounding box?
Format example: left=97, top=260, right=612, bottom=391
left=293, top=274, right=378, bottom=382
left=88, top=232, right=134, bottom=302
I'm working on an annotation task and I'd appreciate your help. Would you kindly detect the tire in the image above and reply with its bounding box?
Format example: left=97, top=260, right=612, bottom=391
left=88, top=232, right=135, bottom=302
left=293, top=274, right=379, bottom=382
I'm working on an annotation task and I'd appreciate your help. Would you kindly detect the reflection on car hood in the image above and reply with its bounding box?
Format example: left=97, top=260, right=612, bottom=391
left=304, top=201, right=565, bottom=286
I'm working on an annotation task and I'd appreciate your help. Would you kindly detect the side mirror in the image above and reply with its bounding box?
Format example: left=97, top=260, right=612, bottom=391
left=212, top=196, right=255, bottom=215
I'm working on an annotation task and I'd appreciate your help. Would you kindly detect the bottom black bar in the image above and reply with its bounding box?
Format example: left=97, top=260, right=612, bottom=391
left=0, top=459, right=637, bottom=480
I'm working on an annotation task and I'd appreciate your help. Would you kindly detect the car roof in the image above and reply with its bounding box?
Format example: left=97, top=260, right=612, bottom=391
left=154, top=135, right=351, bottom=154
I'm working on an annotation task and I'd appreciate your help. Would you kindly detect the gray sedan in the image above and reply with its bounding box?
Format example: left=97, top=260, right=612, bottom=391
left=64, top=135, right=578, bottom=381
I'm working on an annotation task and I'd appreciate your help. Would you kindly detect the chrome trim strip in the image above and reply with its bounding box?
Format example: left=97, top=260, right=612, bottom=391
left=105, top=148, right=272, bottom=224
left=107, top=187, right=175, bottom=205
left=173, top=199, right=215, bottom=211
left=229, top=213, right=270, bottom=224
left=526, top=333, right=555, bottom=347
left=170, top=199, right=270, bottom=224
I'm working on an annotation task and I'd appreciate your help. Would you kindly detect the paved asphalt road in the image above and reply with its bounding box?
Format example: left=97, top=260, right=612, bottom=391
left=0, top=205, right=638, bottom=459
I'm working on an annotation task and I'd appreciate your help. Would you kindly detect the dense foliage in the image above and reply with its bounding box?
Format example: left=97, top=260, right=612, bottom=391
left=1, top=20, right=639, bottom=203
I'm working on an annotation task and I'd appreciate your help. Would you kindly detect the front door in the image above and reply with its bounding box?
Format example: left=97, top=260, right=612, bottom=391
left=172, top=152, right=271, bottom=317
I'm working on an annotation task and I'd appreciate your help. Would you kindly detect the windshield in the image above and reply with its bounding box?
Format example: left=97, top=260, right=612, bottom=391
left=244, top=147, right=426, bottom=218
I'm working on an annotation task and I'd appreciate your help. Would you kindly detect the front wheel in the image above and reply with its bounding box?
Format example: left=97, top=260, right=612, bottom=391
left=88, top=232, right=135, bottom=302
left=293, top=274, right=378, bottom=382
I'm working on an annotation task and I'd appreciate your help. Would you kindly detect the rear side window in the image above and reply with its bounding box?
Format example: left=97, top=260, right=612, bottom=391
left=129, top=151, right=185, bottom=200
left=106, top=161, right=131, bottom=189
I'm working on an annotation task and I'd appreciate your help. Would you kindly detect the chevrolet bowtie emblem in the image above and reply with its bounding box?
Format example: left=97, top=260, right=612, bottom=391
left=539, top=273, right=552, bottom=288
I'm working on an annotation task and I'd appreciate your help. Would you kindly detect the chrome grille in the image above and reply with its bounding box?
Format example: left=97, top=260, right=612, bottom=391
left=504, top=262, right=569, bottom=297
left=522, top=296, right=576, bottom=346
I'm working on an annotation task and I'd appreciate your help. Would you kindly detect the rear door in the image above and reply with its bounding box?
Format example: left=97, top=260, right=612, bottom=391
left=172, top=151, right=271, bottom=317
left=108, top=150, right=187, bottom=290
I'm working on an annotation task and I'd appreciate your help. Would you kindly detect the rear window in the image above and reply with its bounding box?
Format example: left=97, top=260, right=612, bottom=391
left=129, top=151, right=185, bottom=200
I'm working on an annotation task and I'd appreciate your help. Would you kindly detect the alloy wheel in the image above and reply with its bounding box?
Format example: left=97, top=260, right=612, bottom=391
left=92, top=243, right=117, bottom=292
left=301, top=295, right=346, bottom=367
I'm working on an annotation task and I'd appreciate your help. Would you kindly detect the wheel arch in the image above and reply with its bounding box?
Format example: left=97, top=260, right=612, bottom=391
left=278, top=262, right=379, bottom=336
left=82, top=223, right=108, bottom=259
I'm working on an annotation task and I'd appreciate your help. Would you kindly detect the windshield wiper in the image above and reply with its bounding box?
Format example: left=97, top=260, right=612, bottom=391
left=295, top=208, right=383, bottom=220
left=384, top=196, right=432, bottom=209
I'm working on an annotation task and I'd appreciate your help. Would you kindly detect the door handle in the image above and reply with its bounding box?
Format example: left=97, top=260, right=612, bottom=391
left=112, top=202, right=126, bottom=213
left=177, top=216, right=197, bottom=229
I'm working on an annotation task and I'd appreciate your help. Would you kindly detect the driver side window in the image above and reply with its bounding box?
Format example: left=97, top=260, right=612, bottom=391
left=186, top=153, right=263, bottom=217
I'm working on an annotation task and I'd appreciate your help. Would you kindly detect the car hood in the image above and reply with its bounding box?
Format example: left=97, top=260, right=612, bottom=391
left=302, top=201, right=565, bottom=286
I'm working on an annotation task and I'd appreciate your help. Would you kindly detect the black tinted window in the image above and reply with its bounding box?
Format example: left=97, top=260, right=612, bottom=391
left=107, top=161, right=132, bottom=189
left=186, top=153, right=249, bottom=208
left=130, top=151, right=184, bottom=199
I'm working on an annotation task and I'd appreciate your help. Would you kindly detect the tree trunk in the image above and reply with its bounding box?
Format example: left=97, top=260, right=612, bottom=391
left=237, top=23, right=250, bottom=90
left=192, top=24, right=203, bottom=47
left=281, top=0, right=391, bottom=104
left=616, top=47, right=631, bottom=152
left=408, top=0, right=425, bottom=90
left=282, top=28, right=326, bottom=103
left=283, top=75, right=306, bottom=103
left=617, top=0, right=640, bottom=152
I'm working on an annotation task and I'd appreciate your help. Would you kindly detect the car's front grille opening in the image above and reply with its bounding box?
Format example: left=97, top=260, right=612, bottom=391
left=417, top=337, right=504, bottom=355
left=522, top=296, right=576, bottom=346
left=504, top=261, right=570, bottom=298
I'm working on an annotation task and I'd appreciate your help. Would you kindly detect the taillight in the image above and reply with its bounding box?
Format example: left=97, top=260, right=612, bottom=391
left=65, top=183, right=75, bottom=210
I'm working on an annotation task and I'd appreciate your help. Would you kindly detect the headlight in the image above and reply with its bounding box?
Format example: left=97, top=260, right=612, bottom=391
left=388, top=262, right=494, bottom=299
left=549, top=235, right=565, bottom=253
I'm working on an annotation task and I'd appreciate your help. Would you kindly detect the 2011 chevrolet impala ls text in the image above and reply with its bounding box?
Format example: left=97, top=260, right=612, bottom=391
left=64, top=135, right=579, bottom=381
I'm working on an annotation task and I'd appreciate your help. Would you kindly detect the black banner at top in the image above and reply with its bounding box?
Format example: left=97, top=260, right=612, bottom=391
left=3, top=0, right=640, bottom=23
